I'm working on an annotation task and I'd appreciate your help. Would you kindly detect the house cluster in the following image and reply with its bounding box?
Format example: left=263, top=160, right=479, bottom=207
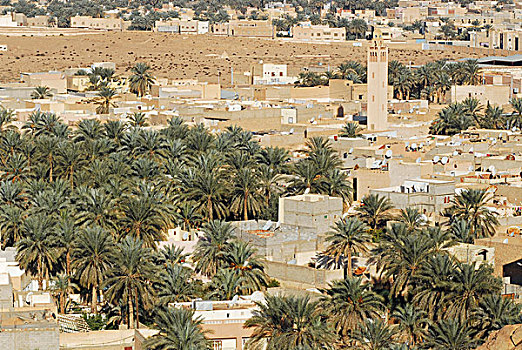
left=1, top=0, right=522, bottom=49
left=2, top=30, right=522, bottom=349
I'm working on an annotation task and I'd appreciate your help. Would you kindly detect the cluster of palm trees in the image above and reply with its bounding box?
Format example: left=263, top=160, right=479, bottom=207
left=148, top=188, right=518, bottom=349
left=296, top=60, right=367, bottom=87
left=296, top=58, right=482, bottom=105
left=0, top=104, right=356, bottom=326
left=430, top=97, right=522, bottom=135
left=78, top=62, right=155, bottom=114
left=388, top=59, right=482, bottom=103
left=241, top=191, right=518, bottom=349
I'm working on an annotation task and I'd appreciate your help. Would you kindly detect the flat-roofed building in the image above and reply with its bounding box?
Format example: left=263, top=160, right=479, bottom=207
left=292, top=24, right=346, bottom=41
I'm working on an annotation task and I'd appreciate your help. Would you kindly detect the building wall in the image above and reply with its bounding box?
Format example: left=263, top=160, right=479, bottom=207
left=451, top=85, right=511, bottom=106
left=292, top=25, right=346, bottom=41
left=265, top=260, right=344, bottom=289
left=367, top=41, right=388, bottom=131
left=278, top=195, right=343, bottom=231
left=70, top=16, right=128, bottom=31
left=0, top=327, right=59, bottom=350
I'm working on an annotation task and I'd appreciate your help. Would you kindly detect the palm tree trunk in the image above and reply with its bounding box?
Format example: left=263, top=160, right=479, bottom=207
left=244, top=192, right=249, bottom=221
left=91, top=285, right=97, bottom=314
left=49, top=155, right=53, bottom=182
left=60, top=292, right=65, bottom=314
left=128, top=294, right=134, bottom=329
left=134, top=289, right=139, bottom=329
left=66, top=251, right=71, bottom=277
left=37, top=259, right=43, bottom=291
left=347, top=250, right=352, bottom=278
left=207, top=198, right=213, bottom=221
left=69, top=166, right=74, bottom=189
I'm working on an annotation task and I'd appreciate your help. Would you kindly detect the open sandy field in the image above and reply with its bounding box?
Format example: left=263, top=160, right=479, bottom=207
left=0, top=31, right=492, bottom=85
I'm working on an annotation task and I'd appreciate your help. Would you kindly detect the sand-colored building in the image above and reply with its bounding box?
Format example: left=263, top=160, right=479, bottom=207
left=211, top=20, right=275, bottom=38
left=21, top=71, right=67, bottom=94
left=367, top=40, right=388, bottom=131
left=450, top=84, right=511, bottom=106
left=291, top=24, right=346, bottom=41
left=70, top=16, right=130, bottom=31
left=154, top=19, right=209, bottom=34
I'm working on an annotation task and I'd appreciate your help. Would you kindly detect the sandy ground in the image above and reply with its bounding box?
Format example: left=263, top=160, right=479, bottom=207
left=0, top=31, right=491, bottom=85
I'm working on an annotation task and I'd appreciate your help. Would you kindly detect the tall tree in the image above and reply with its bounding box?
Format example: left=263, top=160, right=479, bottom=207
left=245, top=294, right=336, bottom=350
left=129, top=63, right=155, bottom=97
left=73, top=226, right=116, bottom=313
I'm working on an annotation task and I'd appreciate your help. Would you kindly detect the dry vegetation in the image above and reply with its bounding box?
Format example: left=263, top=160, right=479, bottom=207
left=0, top=31, right=490, bottom=85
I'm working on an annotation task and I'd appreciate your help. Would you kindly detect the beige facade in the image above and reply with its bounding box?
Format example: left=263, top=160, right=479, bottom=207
left=450, top=84, right=511, bottom=106
left=21, top=72, right=67, bottom=94
left=367, top=40, right=388, bottom=131
left=212, top=20, right=275, bottom=38
left=371, top=178, right=455, bottom=214
left=292, top=24, right=346, bottom=41
left=278, top=194, right=343, bottom=231
left=27, top=15, right=49, bottom=27
left=154, top=19, right=209, bottom=34
left=70, top=16, right=130, bottom=31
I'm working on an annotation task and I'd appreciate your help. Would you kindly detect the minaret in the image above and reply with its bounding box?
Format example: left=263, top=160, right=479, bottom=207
left=367, top=40, right=388, bottom=131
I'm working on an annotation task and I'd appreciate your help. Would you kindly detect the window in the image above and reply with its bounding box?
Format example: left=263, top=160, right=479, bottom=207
left=358, top=94, right=363, bottom=100
left=279, top=72, right=283, bottom=76
left=212, top=341, right=222, bottom=350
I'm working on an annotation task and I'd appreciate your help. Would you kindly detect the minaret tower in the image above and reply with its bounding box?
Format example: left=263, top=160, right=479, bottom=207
left=367, top=40, right=388, bottom=131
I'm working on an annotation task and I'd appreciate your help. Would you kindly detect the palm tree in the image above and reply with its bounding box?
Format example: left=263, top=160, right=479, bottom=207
left=192, top=220, right=234, bottom=277
left=225, top=240, right=268, bottom=293
left=349, top=19, right=367, bottom=39
left=93, top=87, right=118, bottom=114
left=257, top=146, right=290, bottom=172
left=0, top=205, right=24, bottom=248
left=156, top=245, right=188, bottom=267
left=230, top=168, right=263, bottom=221
left=392, top=304, right=429, bottom=346
left=481, top=103, right=505, bottom=129
left=356, top=194, right=394, bottom=232
left=321, top=277, right=384, bottom=339
left=118, top=195, right=167, bottom=247
left=509, top=97, right=522, bottom=128
left=208, top=268, right=244, bottom=300
left=145, top=307, right=211, bottom=350
left=423, top=319, right=480, bottom=350
left=129, top=62, right=155, bottom=97
left=353, top=319, right=398, bottom=350
left=471, top=294, right=522, bottom=337
left=129, top=112, right=149, bottom=128
left=339, top=122, right=363, bottom=138
left=462, top=59, right=481, bottom=85
left=0, top=107, right=16, bottom=131
left=16, top=214, right=58, bottom=290
left=73, top=226, right=116, bottom=313
left=445, top=262, right=501, bottom=321
left=31, top=85, right=53, bottom=99
left=397, top=207, right=425, bottom=232
left=55, top=215, right=78, bottom=276
left=50, top=274, right=78, bottom=314
left=412, top=253, right=455, bottom=320
left=245, top=294, right=336, bottom=350
left=104, top=237, right=157, bottom=329
left=157, top=264, right=195, bottom=305
left=461, top=97, right=483, bottom=126
left=449, top=189, right=498, bottom=239
left=323, top=168, right=353, bottom=208
left=322, top=217, right=371, bottom=278
left=376, top=225, right=435, bottom=297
